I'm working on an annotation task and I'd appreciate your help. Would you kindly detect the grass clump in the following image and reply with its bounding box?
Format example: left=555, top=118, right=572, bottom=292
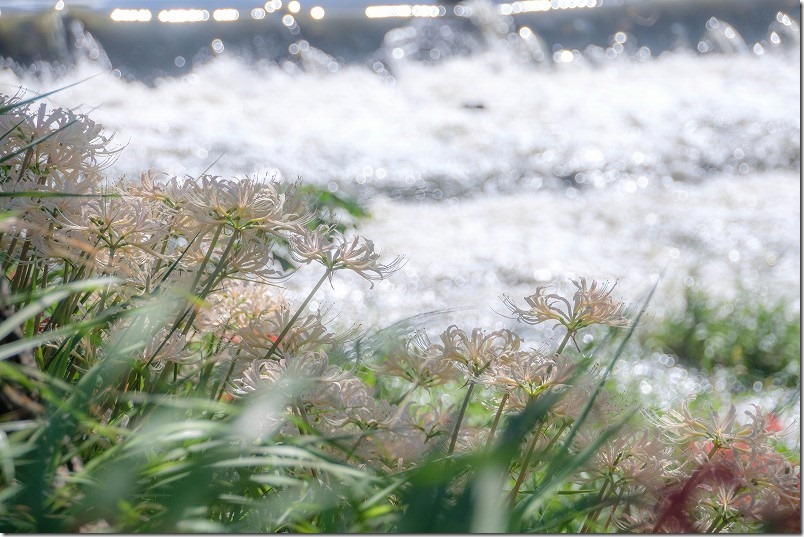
left=0, top=93, right=799, bottom=533
left=643, top=287, right=800, bottom=388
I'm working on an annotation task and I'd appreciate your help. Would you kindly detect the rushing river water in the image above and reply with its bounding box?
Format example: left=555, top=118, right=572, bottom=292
left=0, top=1, right=800, bottom=413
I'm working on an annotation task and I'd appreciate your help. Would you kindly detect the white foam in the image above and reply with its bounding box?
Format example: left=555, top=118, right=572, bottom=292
left=1, top=49, right=798, bottom=189
left=0, top=48, right=799, bottom=327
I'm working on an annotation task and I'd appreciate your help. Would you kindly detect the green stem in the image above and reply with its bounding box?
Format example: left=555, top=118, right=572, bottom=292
left=602, top=483, right=625, bottom=532
left=447, top=380, right=476, bottom=455
left=392, top=381, right=421, bottom=406
left=32, top=261, right=47, bottom=335
left=580, top=479, right=609, bottom=533
left=182, top=229, right=239, bottom=336
left=10, top=238, right=32, bottom=293
left=214, top=355, right=240, bottom=401
left=705, top=512, right=726, bottom=534
left=346, top=432, right=367, bottom=461
left=294, top=397, right=314, bottom=437
left=532, top=420, right=570, bottom=470
left=189, top=225, right=223, bottom=295
left=507, top=421, right=543, bottom=506
left=291, top=399, right=323, bottom=482
left=711, top=515, right=732, bottom=534
left=16, top=147, right=34, bottom=183
left=151, top=231, right=170, bottom=279
left=96, top=248, right=115, bottom=314
left=556, top=329, right=574, bottom=355
left=485, top=392, right=510, bottom=451
left=2, top=236, right=18, bottom=272
left=145, top=231, right=239, bottom=367
left=263, top=269, right=331, bottom=360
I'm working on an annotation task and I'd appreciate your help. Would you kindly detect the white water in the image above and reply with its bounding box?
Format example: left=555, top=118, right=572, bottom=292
left=0, top=40, right=799, bottom=415
left=7, top=50, right=799, bottom=196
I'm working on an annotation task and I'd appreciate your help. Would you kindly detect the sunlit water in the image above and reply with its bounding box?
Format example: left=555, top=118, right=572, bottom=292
left=0, top=5, right=799, bottom=420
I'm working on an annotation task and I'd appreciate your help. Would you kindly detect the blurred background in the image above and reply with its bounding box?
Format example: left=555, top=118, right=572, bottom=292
left=0, top=0, right=800, bottom=408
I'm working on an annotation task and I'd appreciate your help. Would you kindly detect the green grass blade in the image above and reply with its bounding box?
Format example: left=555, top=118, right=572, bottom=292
left=0, top=75, right=103, bottom=115
left=0, top=278, right=117, bottom=342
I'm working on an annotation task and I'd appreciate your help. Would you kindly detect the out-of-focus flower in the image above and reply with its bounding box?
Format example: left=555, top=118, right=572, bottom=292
left=366, top=429, right=431, bottom=472
left=228, top=351, right=342, bottom=403
left=576, top=428, right=673, bottom=492
left=226, top=239, right=282, bottom=280
left=404, top=399, right=455, bottom=442
left=103, top=322, right=197, bottom=371
left=371, top=330, right=460, bottom=388
left=491, top=348, right=574, bottom=398
left=242, top=305, right=357, bottom=358
left=196, top=280, right=288, bottom=332
left=648, top=401, right=765, bottom=459
left=441, top=325, right=521, bottom=380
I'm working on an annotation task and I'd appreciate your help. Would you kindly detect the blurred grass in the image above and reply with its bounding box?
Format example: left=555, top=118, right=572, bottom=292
left=642, top=287, right=800, bottom=387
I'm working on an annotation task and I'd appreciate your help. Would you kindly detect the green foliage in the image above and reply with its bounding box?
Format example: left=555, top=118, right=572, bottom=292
left=298, top=184, right=369, bottom=235
left=643, top=287, right=800, bottom=387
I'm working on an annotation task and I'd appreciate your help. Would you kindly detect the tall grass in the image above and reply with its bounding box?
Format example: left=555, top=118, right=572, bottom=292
left=0, top=92, right=799, bottom=533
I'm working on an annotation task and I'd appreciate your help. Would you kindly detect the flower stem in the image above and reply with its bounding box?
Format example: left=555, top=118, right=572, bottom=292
left=189, top=224, right=223, bottom=295
left=2, top=236, right=18, bottom=272
left=214, top=355, right=239, bottom=401
left=485, top=392, right=510, bottom=451
left=711, top=515, right=731, bottom=534
left=533, top=420, right=570, bottom=468
left=580, top=479, right=609, bottom=532
left=181, top=230, right=239, bottom=336
left=507, top=421, right=543, bottom=506
left=263, top=268, right=330, bottom=360
left=706, top=512, right=727, bottom=533
left=602, top=482, right=625, bottom=531
left=447, top=380, right=476, bottom=455
left=392, top=381, right=421, bottom=406
left=556, top=329, right=574, bottom=355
